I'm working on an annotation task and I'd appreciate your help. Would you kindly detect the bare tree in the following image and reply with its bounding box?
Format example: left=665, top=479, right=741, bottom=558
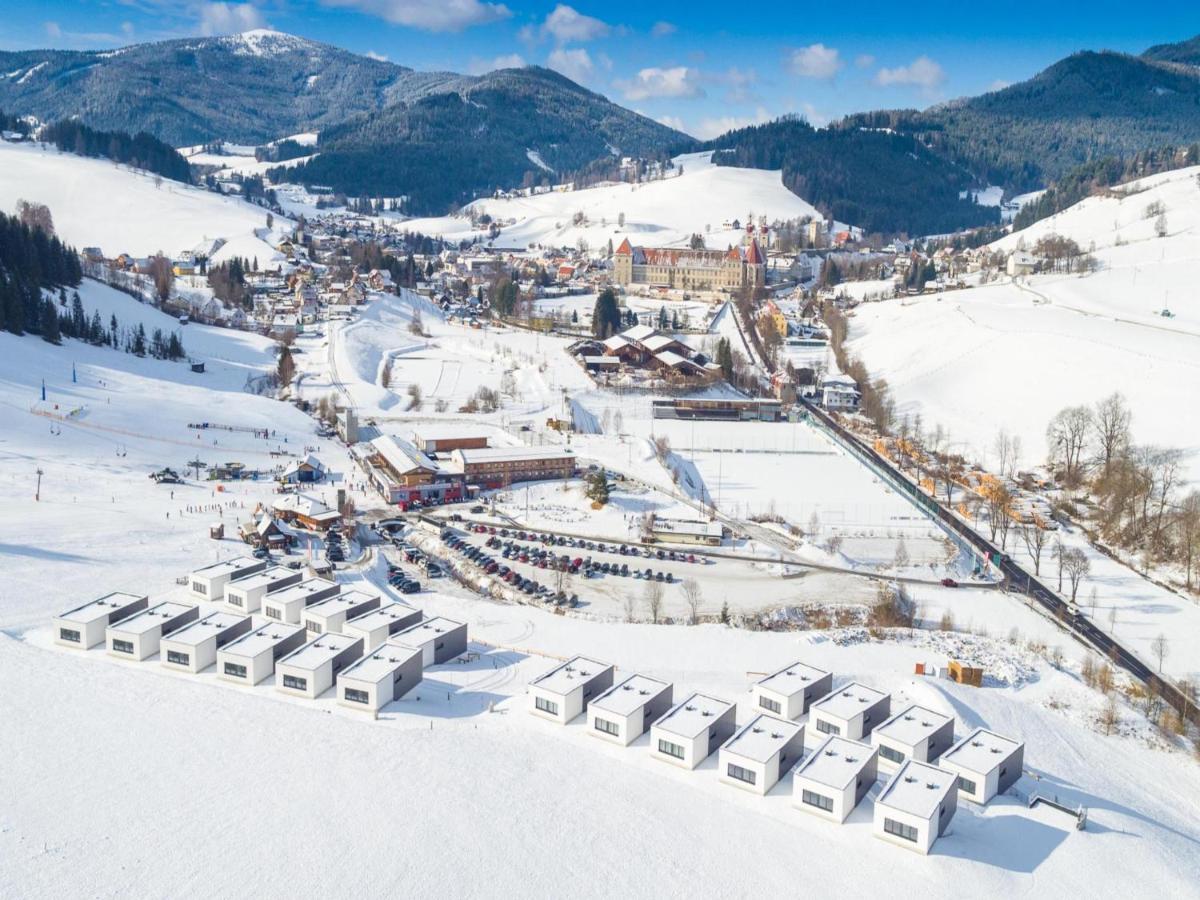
left=1052, top=538, right=1066, bottom=592
left=893, top=536, right=910, bottom=569
left=1099, top=697, right=1119, bottom=736
left=1046, top=405, right=1092, bottom=485
left=1062, top=547, right=1090, bottom=603
left=16, top=198, right=54, bottom=235
left=623, top=593, right=635, bottom=623
left=1020, top=522, right=1049, bottom=576
left=681, top=578, right=702, bottom=624
left=993, top=429, right=1018, bottom=478
left=644, top=579, right=664, bottom=624
left=149, top=254, right=174, bottom=302
left=1092, top=392, right=1131, bottom=472
left=1177, top=491, right=1200, bottom=590
left=1151, top=633, right=1169, bottom=673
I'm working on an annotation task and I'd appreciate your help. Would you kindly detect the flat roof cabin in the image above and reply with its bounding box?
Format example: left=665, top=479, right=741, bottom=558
left=872, top=704, right=955, bottom=770
left=343, top=603, right=423, bottom=651
left=337, top=642, right=424, bottom=712
left=302, top=590, right=381, bottom=636
left=106, top=602, right=200, bottom=661
left=260, top=578, right=341, bottom=624
left=275, top=633, right=364, bottom=699
left=719, top=713, right=806, bottom=795
left=587, top=673, right=673, bottom=745
left=873, top=760, right=958, bottom=854
left=392, top=616, right=468, bottom=667
left=159, top=612, right=253, bottom=673
left=752, top=661, right=833, bottom=720
left=54, top=592, right=148, bottom=649
left=528, top=656, right=615, bottom=724
left=810, top=682, right=891, bottom=741
left=792, top=735, right=878, bottom=823
left=217, top=622, right=307, bottom=685
left=938, top=727, right=1024, bottom=804
left=188, top=556, right=268, bottom=601
left=222, top=565, right=305, bottom=614
left=650, top=692, right=737, bottom=770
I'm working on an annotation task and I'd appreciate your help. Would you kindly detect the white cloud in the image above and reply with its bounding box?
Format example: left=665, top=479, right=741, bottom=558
left=121, top=21, right=136, bottom=38
left=719, top=66, right=757, bottom=102
left=656, top=114, right=686, bottom=132
left=467, top=53, right=526, bottom=74
left=693, top=106, right=772, bottom=140
left=44, top=21, right=63, bottom=39
left=650, top=21, right=676, bottom=38
left=197, top=2, right=267, bottom=36
left=854, top=53, right=875, bottom=69
left=988, top=79, right=1011, bottom=92
left=788, top=43, right=842, bottom=80
left=541, top=4, right=610, bottom=43
left=318, top=0, right=511, bottom=33
left=547, top=47, right=595, bottom=84
left=875, top=55, right=946, bottom=90
left=365, top=50, right=388, bottom=61
left=614, top=66, right=703, bottom=101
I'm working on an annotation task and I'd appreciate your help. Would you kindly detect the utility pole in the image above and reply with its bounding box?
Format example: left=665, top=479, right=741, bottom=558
left=35, top=466, right=44, bottom=502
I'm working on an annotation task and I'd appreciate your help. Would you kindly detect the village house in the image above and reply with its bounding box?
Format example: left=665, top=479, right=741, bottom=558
left=586, top=674, right=673, bottom=746
left=873, top=760, right=958, bottom=854
left=793, top=735, right=879, bottom=823
left=612, top=228, right=766, bottom=292
left=217, top=621, right=308, bottom=686
left=159, top=612, right=253, bottom=674
left=718, top=714, right=806, bottom=796
left=528, top=656, right=615, bottom=725
left=54, top=592, right=149, bottom=649
left=650, top=692, right=737, bottom=770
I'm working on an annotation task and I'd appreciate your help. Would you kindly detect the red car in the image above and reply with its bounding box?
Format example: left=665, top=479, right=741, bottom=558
left=940, top=578, right=959, bottom=588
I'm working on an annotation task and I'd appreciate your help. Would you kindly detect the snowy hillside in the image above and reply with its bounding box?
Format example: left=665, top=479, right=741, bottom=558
left=847, top=164, right=1200, bottom=480
left=0, top=141, right=290, bottom=256
left=402, top=151, right=826, bottom=250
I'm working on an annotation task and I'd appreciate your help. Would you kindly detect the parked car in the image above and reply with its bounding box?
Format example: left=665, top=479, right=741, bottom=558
left=940, top=578, right=959, bottom=588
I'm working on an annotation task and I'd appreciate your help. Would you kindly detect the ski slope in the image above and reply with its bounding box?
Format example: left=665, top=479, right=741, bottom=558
left=403, top=151, right=824, bottom=250
left=847, top=165, right=1200, bottom=481
left=0, top=141, right=290, bottom=257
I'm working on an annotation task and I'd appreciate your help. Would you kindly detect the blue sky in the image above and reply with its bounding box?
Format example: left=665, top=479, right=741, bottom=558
left=3, top=1, right=1198, bottom=138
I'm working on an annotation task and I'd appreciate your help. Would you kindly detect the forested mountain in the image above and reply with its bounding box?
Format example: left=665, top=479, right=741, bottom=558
left=40, top=120, right=191, bottom=182
left=705, top=117, right=997, bottom=235
left=282, top=66, right=692, bottom=214
left=1142, top=34, right=1200, bottom=66
left=841, top=43, right=1200, bottom=194
left=0, top=30, right=468, bottom=146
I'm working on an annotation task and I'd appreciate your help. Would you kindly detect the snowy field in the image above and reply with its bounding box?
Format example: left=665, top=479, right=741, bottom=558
left=846, top=167, right=1200, bottom=482
left=3, top=279, right=1200, bottom=897
left=403, top=151, right=824, bottom=250
left=0, top=141, right=289, bottom=256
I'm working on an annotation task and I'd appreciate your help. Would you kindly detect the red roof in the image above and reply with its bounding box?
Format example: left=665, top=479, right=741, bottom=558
left=615, top=238, right=633, bottom=255
left=744, top=239, right=764, bottom=265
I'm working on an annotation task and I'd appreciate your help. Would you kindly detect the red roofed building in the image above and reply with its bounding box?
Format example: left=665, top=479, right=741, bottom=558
left=613, top=237, right=765, bottom=292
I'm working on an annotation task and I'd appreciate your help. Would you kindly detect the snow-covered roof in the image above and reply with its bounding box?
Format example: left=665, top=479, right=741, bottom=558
left=722, top=714, right=803, bottom=763
left=756, top=661, right=830, bottom=698
left=56, top=591, right=145, bottom=626
left=265, top=578, right=338, bottom=607
left=940, top=728, right=1023, bottom=775
left=226, top=565, right=297, bottom=593
left=278, top=632, right=361, bottom=670
left=392, top=616, right=464, bottom=648
left=220, top=622, right=304, bottom=659
left=346, top=603, right=421, bottom=633
left=589, top=673, right=670, bottom=716
left=453, top=446, right=574, bottom=464
left=272, top=493, right=335, bottom=518
left=191, top=556, right=262, bottom=579
left=371, top=435, right=437, bottom=475
left=793, top=735, right=875, bottom=789
left=161, top=612, right=247, bottom=648
left=108, top=602, right=195, bottom=636
left=874, top=705, right=953, bottom=747
left=339, top=642, right=421, bottom=683
left=621, top=324, right=656, bottom=343
left=875, top=760, right=956, bottom=819
left=531, top=656, right=612, bottom=696
left=304, top=589, right=380, bottom=620
left=812, top=682, right=889, bottom=720
left=655, top=693, right=734, bottom=739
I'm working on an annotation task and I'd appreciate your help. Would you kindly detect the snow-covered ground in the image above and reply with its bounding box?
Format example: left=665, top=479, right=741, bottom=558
left=3, top=275, right=1200, bottom=897
left=847, top=165, right=1200, bottom=481
left=403, top=151, right=825, bottom=250
left=0, top=141, right=290, bottom=257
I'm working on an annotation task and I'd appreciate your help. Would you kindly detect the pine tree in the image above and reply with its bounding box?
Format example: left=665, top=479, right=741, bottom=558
left=40, top=298, right=61, bottom=343
left=592, top=288, right=621, bottom=338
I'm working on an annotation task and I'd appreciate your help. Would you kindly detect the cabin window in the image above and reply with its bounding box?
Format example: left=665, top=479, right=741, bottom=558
left=658, top=739, right=685, bottom=760
left=727, top=763, right=756, bottom=785
left=758, top=695, right=781, bottom=714
left=59, top=628, right=81, bottom=643
left=112, top=639, right=134, bottom=655
left=879, top=745, right=905, bottom=764
left=816, top=719, right=840, bottom=736
left=957, top=776, right=977, bottom=795
left=166, top=650, right=190, bottom=666
left=344, top=688, right=369, bottom=705
left=884, top=818, right=919, bottom=842
left=535, top=696, right=558, bottom=716
left=802, top=790, right=833, bottom=812
left=224, top=662, right=247, bottom=679
left=593, top=718, right=619, bottom=737
left=282, top=674, right=307, bottom=691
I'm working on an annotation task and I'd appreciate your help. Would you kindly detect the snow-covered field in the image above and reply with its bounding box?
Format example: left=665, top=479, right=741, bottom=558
left=0, top=141, right=290, bottom=257
left=404, top=151, right=824, bottom=250
left=4, top=277, right=1200, bottom=898
left=847, top=165, right=1200, bottom=481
